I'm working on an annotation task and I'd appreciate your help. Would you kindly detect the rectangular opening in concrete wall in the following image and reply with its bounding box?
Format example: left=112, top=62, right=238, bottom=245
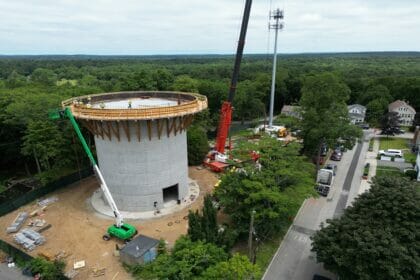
left=163, top=184, right=179, bottom=205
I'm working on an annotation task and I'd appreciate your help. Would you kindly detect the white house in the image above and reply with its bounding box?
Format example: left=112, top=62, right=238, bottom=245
left=348, top=104, right=366, bottom=124
left=388, top=100, right=416, bottom=126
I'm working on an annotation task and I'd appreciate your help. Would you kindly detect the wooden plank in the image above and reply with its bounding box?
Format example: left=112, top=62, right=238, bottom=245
left=110, top=122, right=120, bottom=142
left=121, top=121, right=131, bottom=142
left=104, top=122, right=112, bottom=141
left=98, top=121, right=104, bottom=139
left=166, top=118, right=171, bottom=138
left=172, top=118, right=178, bottom=136
left=136, top=121, right=141, bottom=142
left=157, top=119, right=164, bottom=139
left=147, top=120, right=152, bottom=141
left=177, top=116, right=183, bottom=132
left=115, top=121, right=120, bottom=141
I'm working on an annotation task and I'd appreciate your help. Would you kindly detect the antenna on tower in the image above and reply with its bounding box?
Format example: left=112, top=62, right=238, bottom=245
left=268, top=8, right=284, bottom=128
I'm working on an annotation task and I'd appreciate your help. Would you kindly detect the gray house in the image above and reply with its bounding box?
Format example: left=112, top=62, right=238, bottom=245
left=388, top=100, right=416, bottom=126
left=280, top=105, right=302, bottom=119
left=348, top=104, right=366, bottom=124
left=120, top=235, right=159, bottom=265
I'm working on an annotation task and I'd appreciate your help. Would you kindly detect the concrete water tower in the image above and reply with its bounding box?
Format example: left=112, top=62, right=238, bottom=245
left=62, top=91, right=207, bottom=213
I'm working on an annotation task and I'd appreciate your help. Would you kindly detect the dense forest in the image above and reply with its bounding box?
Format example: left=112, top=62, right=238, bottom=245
left=0, top=52, right=419, bottom=183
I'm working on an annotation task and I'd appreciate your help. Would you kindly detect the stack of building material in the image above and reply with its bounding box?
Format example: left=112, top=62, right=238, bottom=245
left=37, top=196, right=58, bottom=207
left=14, top=232, right=35, bottom=251
left=6, top=212, right=28, bottom=233
left=21, top=228, right=46, bottom=245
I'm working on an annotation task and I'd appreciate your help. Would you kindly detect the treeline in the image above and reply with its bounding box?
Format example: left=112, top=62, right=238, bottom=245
left=0, top=53, right=419, bottom=181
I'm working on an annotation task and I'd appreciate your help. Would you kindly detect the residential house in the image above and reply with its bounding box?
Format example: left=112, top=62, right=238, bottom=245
left=280, top=105, right=302, bottom=119
left=348, top=104, right=366, bottom=124
left=388, top=100, right=416, bottom=126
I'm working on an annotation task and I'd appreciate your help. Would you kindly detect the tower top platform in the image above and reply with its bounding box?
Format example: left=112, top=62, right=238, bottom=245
left=62, top=91, right=207, bottom=121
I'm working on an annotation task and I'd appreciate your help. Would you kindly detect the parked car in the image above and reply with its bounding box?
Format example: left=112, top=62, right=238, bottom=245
left=380, top=128, right=395, bottom=136
left=320, top=143, right=328, bottom=157
left=330, top=149, right=342, bottom=161
left=394, top=128, right=404, bottom=134
left=381, top=127, right=404, bottom=135
left=378, top=149, right=403, bottom=158
left=358, top=123, right=370, bottom=130
left=324, top=163, right=337, bottom=175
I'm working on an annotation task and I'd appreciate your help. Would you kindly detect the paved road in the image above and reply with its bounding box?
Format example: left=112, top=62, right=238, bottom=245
left=263, top=132, right=370, bottom=280
left=0, top=264, right=31, bottom=280
left=333, top=140, right=363, bottom=218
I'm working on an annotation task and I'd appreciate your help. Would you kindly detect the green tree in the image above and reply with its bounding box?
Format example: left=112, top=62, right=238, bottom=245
left=201, top=253, right=262, bottom=280
left=129, top=236, right=228, bottom=279
left=366, top=98, right=388, bottom=126
left=215, top=138, right=316, bottom=236
left=31, top=68, right=58, bottom=86
left=28, top=258, right=68, bottom=280
left=380, top=111, right=401, bottom=133
left=234, top=80, right=266, bottom=124
left=299, top=72, right=361, bottom=168
left=358, top=84, right=392, bottom=105
left=187, top=125, right=208, bottom=165
left=172, top=75, right=199, bottom=92
left=311, top=176, right=420, bottom=280
left=5, top=70, right=26, bottom=88
left=21, top=120, right=66, bottom=173
left=187, top=195, right=236, bottom=249
left=152, top=68, right=174, bottom=90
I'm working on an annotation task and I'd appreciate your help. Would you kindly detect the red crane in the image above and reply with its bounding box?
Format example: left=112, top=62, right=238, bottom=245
left=206, top=0, right=258, bottom=172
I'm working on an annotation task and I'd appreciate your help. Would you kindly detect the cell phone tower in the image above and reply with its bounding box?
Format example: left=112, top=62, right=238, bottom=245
left=268, top=8, right=284, bottom=127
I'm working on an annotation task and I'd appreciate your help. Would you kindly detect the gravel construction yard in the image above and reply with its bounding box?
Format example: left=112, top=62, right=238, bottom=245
left=0, top=167, right=218, bottom=280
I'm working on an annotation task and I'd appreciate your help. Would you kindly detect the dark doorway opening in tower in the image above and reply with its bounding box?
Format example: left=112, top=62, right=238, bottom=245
left=163, top=184, right=179, bottom=207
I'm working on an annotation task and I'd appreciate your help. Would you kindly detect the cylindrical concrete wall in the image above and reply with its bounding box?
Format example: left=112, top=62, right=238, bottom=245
left=95, top=120, right=188, bottom=212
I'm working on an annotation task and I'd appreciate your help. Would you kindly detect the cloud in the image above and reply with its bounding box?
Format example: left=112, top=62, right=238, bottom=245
left=0, top=0, right=418, bottom=54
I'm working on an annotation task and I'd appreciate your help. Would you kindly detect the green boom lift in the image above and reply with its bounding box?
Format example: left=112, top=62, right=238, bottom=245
left=50, top=107, right=137, bottom=242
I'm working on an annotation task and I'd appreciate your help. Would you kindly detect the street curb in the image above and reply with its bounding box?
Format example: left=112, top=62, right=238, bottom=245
left=262, top=198, right=309, bottom=280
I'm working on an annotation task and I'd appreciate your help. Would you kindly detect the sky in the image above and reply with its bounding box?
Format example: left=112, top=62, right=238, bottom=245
left=0, top=0, right=419, bottom=55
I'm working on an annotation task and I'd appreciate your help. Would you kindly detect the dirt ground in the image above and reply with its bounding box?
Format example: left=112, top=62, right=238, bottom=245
left=0, top=167, right=218, bottom=280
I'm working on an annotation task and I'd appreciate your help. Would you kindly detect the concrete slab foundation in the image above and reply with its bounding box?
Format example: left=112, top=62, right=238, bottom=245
left=91, top=178, right=199, bottom=220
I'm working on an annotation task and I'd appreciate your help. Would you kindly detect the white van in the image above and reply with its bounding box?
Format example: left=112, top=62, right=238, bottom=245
left=378, top=149, right=403, bottom=158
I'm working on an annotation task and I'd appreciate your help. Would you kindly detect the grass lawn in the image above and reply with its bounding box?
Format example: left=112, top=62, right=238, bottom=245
left=379, top=137, right=409, bottom=151
left=255, top=225, right=290, bottom=271
left=56, top=79, right=77, bottom=86
left=404, top=152, right=417, bottom=165
left=232, top=221, right=291, bottom=273
left=376, top=166, right=405, bottom=178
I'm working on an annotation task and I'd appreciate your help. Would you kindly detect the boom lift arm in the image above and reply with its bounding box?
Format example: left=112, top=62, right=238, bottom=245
left=58, top=108, right=124, bottom=227
left=214, top=0, right=252, bottom=157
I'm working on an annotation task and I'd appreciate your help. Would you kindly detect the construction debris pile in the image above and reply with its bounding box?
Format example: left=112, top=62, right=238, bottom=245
left=5, top=197, right=56, bottom=251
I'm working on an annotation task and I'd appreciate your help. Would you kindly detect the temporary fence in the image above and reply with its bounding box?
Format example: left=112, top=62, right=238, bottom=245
left=0, top=168, right=93, bottom=216
left=0, top=239, right=33, bottom=263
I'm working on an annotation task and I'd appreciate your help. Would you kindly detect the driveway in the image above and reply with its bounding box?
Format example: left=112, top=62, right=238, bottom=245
left=263, top=131, right=371, bottom=280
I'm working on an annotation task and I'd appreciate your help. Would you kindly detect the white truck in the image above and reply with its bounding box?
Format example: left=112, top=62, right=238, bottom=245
left=315, top=168, right=334, bottom=196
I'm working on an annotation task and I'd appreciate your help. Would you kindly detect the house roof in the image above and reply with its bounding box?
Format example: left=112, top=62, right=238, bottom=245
left=121, top=234, right=159, bottom=258
left=388, top=100, right=416, bottom=113
left=281, top=105, right=300, bottom=113
left=348, top=104, right=366, bottom=110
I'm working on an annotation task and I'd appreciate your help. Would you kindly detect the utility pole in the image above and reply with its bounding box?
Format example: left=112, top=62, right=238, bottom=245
left=268, top=8, right=284, bottom=128
left=248, top=209, right=256, bottom=260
